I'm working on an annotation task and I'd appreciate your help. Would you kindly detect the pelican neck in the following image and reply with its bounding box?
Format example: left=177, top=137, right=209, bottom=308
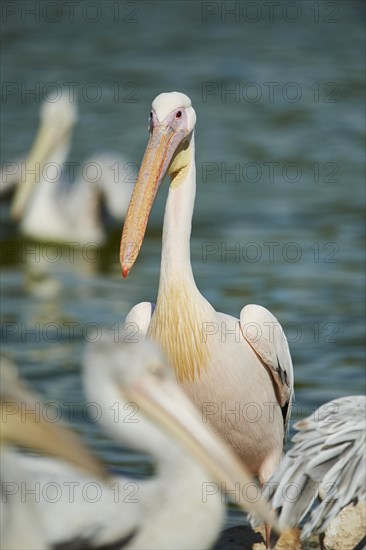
left=158, top=134, right=197, bottom=289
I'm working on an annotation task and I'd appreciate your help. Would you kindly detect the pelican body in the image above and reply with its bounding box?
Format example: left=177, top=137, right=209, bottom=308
left=261, top=395, right=366, bottom=541
left=120, top=92, right=294, bottom=491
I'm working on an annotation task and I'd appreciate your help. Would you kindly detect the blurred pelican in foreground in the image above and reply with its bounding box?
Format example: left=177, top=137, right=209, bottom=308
left=119, top=92, right=294, bottom=547
left=1, top=356, right=138, bottom=549
left=1, top=340, right=278, bottom=550
left=2, top=91, right=133, bottom=244
left=83, top=337, right=279, bottom=549
left=255, top=396, right=366, bottom=547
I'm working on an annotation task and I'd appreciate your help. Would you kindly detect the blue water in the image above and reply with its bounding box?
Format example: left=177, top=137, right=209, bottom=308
left=1, top=0, right=365, bottom=531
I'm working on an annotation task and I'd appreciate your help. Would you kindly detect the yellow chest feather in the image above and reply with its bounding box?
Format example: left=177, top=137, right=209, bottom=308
left=147, top=284, right=211, bottom=383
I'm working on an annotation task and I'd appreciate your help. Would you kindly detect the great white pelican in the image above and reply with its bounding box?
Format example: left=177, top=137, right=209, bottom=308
left=4, top=91, right=132, bottom=245
left=119, top=92, right=295, bottom=548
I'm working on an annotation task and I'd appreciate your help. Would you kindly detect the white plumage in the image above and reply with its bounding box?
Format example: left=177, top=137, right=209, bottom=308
left=3, top=91, right=132, bottom=244
left=1, top=338, right=277, bottom=549
left=257, top=395, right=366, bottom=540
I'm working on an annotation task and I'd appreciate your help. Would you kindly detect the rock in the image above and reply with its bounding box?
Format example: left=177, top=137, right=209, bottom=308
left=213, top=506, right=366, bottom=550
left=322, top=501, right=366, bottom=550
left=213, top=525, right=302, bottom=549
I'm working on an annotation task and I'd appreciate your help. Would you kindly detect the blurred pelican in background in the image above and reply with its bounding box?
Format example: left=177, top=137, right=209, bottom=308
left=1, top=340, right=278, bottom=550
left=254, top=395, right=366, bottom=547
left=2, top=90, right=133, bottom=245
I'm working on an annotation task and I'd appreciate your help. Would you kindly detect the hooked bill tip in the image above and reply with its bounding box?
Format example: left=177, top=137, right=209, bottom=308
left=122, top=265, right=129, bottom=279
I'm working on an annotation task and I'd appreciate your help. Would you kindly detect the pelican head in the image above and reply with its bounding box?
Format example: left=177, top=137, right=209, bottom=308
left=10, top=91, right=77, bottom=220
left=120, top=92, right=196, bottom=277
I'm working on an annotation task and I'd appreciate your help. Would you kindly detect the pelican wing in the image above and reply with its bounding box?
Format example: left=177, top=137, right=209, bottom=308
left=124, top=301, right=155, bottom=338
left=240, top=304, right=294, bottom=432
left=262, top=396, right=366, bottom=538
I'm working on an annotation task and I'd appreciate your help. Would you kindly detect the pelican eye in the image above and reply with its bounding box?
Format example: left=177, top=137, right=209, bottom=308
left=176, top=110, right=182, bottom=119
